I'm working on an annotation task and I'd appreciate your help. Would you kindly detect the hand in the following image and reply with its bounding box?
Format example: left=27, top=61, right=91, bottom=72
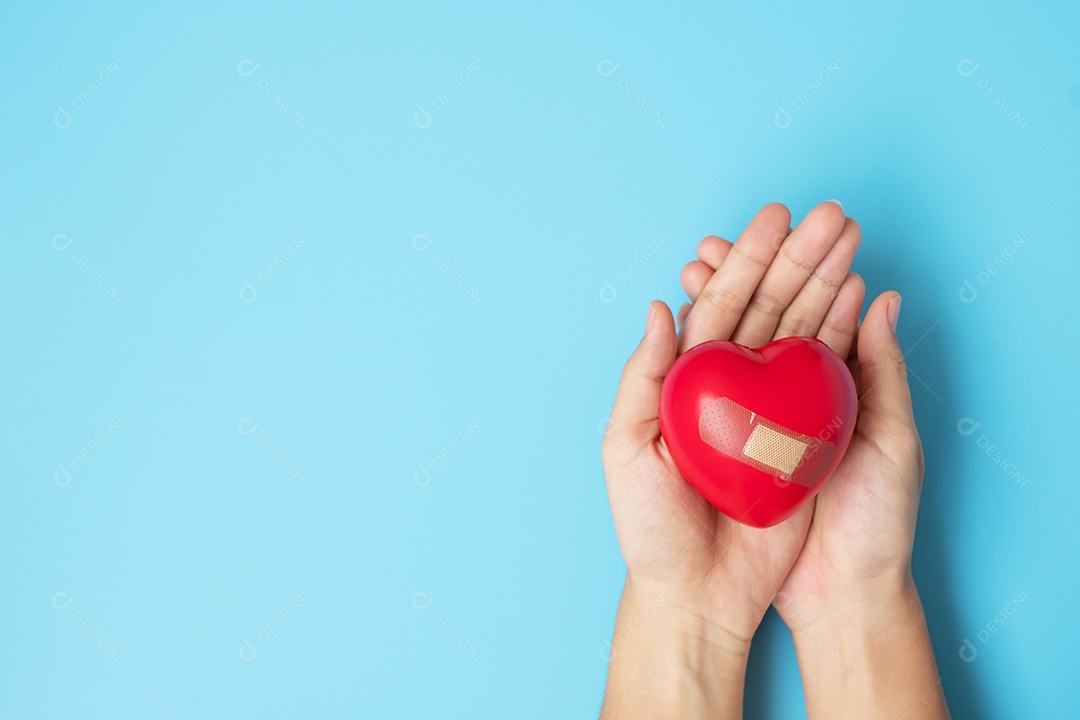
left=678, top=210, right=950, bottom=718
left=773, top=290, right=921, bottom=621
left=600, top=201, right=864, bottom=718
left=768, top=268, right=949, bottom=718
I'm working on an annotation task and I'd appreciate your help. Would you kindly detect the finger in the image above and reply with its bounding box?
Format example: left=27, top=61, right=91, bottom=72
left=815, top=272, right=865, bottom=359
left=682, top=237, right=736, bottom=301
left=697, top=235, right=733, bottom=269
left=679, top=202, right=791, bottom=352
left=774, top=216, right=862, bottom=339
left=606, top=300, right=678, bottom=453
left=730, top=201, right=847, bottom=348
left=680, top=236, right=736, bottom=302
left=854, top=291, right=918, bottom=447
left=676, top=302, right=692, bottom=332
left=679, top=261, right=714, bottom=302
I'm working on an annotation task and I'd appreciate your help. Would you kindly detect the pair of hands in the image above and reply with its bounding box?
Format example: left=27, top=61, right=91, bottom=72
left=600, top=202, right=947, bottom=718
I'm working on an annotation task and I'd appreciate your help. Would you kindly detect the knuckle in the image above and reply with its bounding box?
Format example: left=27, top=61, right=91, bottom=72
left=780, top=312, right=819, bottom=338
left=809, top=272, right=840, bottom=297
left=782, top=246, right=816, bottom=273
left=819, top=316, right=849, bottom=339
left=746, top=289, right=787, bottom=320
left=699, top=285, right=745, bottom=315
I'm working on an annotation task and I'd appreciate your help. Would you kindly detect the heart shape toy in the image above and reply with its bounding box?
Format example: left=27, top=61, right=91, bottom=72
left=659, top=337, right=857, bottom=528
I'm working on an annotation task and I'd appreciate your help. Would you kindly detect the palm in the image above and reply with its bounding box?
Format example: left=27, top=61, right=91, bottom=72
left=606, top=417, right=815, bottom=631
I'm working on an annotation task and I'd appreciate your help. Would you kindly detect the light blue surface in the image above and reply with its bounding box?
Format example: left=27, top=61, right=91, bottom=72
left=2, top=2, right=1077, bottom=718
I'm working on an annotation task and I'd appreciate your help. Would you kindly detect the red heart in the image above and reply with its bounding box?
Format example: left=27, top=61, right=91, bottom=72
left=659, top=337, right=857, bottom=528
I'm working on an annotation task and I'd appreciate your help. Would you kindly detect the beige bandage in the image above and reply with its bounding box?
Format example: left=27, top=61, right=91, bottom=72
left=742, top=423, right=809, bottom=476
left=698, top=396, right=830, bottom=485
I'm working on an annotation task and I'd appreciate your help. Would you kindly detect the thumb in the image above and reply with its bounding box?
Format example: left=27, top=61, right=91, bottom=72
left=604, top=300, right=677, bottom=456
left=855, top=291, right=919, bottom=453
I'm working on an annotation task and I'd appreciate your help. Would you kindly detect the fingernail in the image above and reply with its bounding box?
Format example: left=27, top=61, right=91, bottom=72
left=645, top=303, right=656, bottom=336
left=825, top=199, right=844, bottom=212
left=888, top=294, right=902, bottom=333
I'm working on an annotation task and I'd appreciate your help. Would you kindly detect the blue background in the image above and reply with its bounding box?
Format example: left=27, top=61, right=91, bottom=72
left=3, top=1, right=1077, bottom=717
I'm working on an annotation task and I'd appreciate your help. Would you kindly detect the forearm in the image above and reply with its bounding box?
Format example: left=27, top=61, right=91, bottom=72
left=600, top=575, right=751, bottom=719
left=790, top=576, right=950, bottom=719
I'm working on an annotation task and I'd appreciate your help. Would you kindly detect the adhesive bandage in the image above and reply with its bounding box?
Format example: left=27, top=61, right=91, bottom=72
left=697, top=396, right=834, bottom=486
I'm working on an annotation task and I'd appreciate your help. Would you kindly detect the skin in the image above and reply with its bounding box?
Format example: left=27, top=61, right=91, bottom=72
left=599, top=202, right=949, bottom=719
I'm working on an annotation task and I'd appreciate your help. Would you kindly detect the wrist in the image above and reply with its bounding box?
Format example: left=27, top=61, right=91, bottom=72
left=787, top=573, right=919, bottom=664
left=785, top=576, right=950, bottom=719
left=600, top=574, right=751, bottom=719
left=782, top=568, right=918, bottom=643
left=625, top=572, right=755, bottom=656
